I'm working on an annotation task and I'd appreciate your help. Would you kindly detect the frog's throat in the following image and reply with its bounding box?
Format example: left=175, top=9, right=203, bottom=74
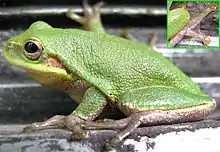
left=26, top=56, right=76, bottom=86
left=26, top=56, right=81, bottom=95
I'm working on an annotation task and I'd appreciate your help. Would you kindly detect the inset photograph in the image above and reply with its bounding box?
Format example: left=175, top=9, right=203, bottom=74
left=167, top=1, right=219, bottom=48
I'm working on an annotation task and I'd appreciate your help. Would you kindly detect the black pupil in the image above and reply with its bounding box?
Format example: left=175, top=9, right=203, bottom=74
left=24, top=42, right=38, bottom=53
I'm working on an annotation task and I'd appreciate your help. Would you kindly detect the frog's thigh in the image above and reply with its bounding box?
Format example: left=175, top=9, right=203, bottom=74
left=119, top=86, right=215, bottom=122
left=82, top=86, right=215, bottom=144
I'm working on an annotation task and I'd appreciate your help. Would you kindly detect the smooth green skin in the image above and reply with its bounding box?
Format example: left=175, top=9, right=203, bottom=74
left=3, top=21, right=215, bottom=121
left=168, top=7, right=190, bottom=40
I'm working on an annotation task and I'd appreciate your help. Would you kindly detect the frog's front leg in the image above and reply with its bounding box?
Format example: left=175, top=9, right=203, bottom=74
left=83, top=86, right=216, bottom=144
left=169, top=4, right=217, bottom=47
left=66, top=1, right=105, bottom=33
left=22, top=87, right=107, bottom=138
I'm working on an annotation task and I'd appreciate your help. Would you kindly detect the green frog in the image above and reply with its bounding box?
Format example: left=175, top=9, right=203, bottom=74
left=2, top=1, right=216, bottom=146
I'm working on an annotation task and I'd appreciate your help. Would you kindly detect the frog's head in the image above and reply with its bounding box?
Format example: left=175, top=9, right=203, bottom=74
left=3, top=21, right=77, bottom=90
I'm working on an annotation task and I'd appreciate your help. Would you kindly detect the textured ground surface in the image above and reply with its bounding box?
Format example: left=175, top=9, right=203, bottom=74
left=0, top=117, right=220, bottom=152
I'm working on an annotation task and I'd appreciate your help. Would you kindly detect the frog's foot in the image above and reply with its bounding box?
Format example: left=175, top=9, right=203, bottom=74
left=119, top=28, right=134, bottom=40
left=169, top=3, right=217, bottom=47
left=84, top=103, right=215, bottom=150
left=22, top=115, right=87, bottom=139
left=66, top=0, right=105, bottom=33
left=185, top=30, right=210, bottom=45
left=147, top=33, right=158, bottom=48
left=120, top=29, right=158, bottom=48
left=83, top=86, right=216, bottom=147
left=22, top=115, right=66, bottom=133
left=81, top=112, right=152, bottom=151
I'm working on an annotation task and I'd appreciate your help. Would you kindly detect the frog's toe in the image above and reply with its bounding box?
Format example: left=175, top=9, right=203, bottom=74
left=70, top=124, right=87, bottom=140
left=66, top=1, right=105, bottom=32
left=21, top=115, right=66, bottom=133
left=147, top=33, right=158, bottom=48
left=83, top=0, right=104, bottom=17
left=208, top=3, right=218, bottom=11
left=64, top=115, right=85, bottom=129
left=120, top=28, right=132, bottom=39
left=202, top=36, right=211, bottom=46
left=21, top=115, right=86, bottom=135
left=22, top=124, right=37, bottom=133
left=66, top=10, right=85, bottom=25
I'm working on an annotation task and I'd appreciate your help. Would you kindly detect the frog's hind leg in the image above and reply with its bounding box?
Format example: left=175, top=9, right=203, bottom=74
left=169, top=3, right=217, bottom=47
left=83, top=86, right=216, bottom=145
left=66, top=0, right=105, bottom=33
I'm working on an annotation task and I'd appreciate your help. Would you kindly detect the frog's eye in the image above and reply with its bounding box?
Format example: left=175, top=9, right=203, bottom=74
left=24, top=40, right=43, bottom=60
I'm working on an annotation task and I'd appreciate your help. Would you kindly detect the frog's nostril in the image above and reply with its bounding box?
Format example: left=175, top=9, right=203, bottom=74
left=7, top=42, right=13, bottom=48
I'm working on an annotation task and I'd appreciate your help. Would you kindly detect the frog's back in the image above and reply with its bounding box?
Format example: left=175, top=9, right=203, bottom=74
left=89, top=33, right=202, bottom=94
left=42, top=29, right=204, bottom=96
